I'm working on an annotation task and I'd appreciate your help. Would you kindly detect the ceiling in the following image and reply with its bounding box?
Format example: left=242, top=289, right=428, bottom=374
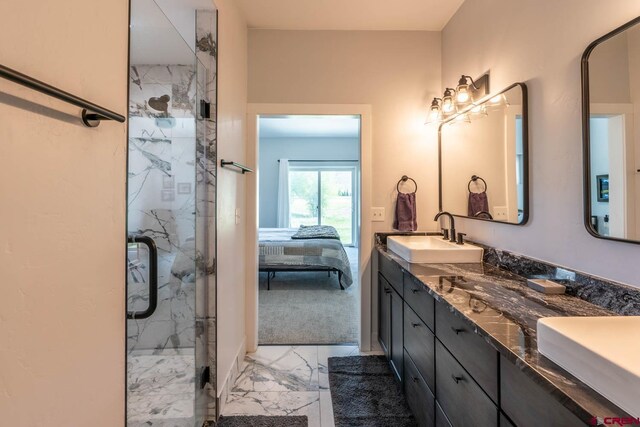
left=259, top=115, right=361, bottom=138
left=235, top=0, right=465, bottom=31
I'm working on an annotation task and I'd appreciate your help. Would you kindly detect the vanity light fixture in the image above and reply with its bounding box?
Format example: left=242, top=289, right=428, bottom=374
left=455, top=75, right=480, bottom=105
left=442, top=88, right=457, bottom=114
left=453, top=113, right=471, bottom=124
left=426, top=72, right=490, bottom=125
left=470, top=104, right=487, bottom=116
left=425, top=97, right=442, bottom=124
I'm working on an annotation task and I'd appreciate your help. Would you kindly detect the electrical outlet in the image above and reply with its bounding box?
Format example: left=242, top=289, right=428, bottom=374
left=493, top=206, right=508, bottom=221
left=372, top=207, right=385, bottom=222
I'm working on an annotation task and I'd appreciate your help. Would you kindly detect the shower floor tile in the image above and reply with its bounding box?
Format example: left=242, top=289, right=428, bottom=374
left=128, top=351, right=196, bottom=425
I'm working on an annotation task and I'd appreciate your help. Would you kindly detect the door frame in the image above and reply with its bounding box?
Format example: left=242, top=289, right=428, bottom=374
left=590, top=103, right=635, bottom=237
left=245, top=103, right=373, bottom=352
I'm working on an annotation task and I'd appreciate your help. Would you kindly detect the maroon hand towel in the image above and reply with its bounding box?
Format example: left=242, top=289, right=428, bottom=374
left=393, top=192, right=417, bottom=231
left=468, top=192, right=489, bottom=217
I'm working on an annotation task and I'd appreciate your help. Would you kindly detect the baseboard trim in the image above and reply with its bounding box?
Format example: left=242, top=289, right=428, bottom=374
left=217, top=336, right=247, bottom=416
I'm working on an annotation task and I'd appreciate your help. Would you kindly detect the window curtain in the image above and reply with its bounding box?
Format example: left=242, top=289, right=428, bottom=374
left=276, top=159, right=290, bottom=228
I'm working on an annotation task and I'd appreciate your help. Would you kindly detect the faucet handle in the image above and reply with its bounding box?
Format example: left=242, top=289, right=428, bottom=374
left=456, top=233, right=466, bottom=245
left=441, top=228, right=450, bottom=240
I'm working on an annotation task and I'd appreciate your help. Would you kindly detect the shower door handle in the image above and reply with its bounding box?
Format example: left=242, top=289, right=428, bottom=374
left=127, top=235, right=159, bottom=320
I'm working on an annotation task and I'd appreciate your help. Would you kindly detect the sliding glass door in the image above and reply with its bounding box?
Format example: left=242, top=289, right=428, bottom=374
left=289, top=165, right=358, bottom=245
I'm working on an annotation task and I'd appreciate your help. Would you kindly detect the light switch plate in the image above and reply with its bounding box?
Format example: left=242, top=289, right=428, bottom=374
left=235, top=208, right=240, bottom=225
left=371, top=207, right=385, bottom=222
left=493, top=206, right=508, bottom=220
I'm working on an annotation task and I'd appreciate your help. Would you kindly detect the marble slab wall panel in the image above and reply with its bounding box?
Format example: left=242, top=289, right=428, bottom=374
left=481, top=245, right=640, bottom=315
left=127, top=64, right=199, bottom=352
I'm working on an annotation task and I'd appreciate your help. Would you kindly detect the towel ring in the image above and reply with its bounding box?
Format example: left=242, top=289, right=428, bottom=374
left=468, top=175, right=487, bottom=193
left=397, top=175, right=417, bottom=194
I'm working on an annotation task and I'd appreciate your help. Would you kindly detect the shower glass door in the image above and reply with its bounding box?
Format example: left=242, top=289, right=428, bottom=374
left=126, top=0, right=216, bottom=425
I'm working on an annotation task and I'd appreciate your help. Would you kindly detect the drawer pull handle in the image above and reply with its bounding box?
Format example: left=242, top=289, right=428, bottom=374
left=451, top=374, right=464, bottom=384
left=384, top=288, right=392, bottom=294
left=411, top=288, right=420, bottom=294
left=411, top=323, right=420, bottom=328
left=451, top=326, right=465, bottom=335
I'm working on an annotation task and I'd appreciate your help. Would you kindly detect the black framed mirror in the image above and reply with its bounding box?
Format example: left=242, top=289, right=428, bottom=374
left=582, top=16, right=640, bottom=244
left=438, top=82, right=529, bottom=225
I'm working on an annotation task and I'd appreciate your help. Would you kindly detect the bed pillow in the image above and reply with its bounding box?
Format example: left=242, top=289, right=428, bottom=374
left=291, top=225, right=340, bottom=240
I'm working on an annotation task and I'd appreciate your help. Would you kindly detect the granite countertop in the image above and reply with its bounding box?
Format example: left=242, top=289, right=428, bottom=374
left=377, top=243, right=629, bottom=423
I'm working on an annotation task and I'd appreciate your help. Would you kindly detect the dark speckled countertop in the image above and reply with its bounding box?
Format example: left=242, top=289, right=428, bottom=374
left=377, top=242, right=631, bottom=424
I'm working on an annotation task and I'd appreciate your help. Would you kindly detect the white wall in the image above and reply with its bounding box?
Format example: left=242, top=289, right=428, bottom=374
left=259, top=137, right=360, bottom=227
left=442, top=0, right=640, bottom=287
left=0, top=0, right=128, bottom=425
left=249, top=30, right=442, bottom=232
left=216, top=0, right=249, bottom=395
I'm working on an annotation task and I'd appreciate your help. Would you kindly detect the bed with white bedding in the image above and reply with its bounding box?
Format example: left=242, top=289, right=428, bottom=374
left=258, top=227, right=353, bottom=289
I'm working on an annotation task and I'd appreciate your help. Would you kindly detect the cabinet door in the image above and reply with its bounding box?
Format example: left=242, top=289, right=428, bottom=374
left=404, top=349, right=435, bottom=427
left=378, top=273, right=391, bottom=357
left=501, top=356, right=587, bottom=427
left=435, top=340, right=498, bottom=427
left=390, top=287, right=404, bottom=382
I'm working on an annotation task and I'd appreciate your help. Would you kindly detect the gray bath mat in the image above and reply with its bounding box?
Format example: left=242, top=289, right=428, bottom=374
left=328, top=356, right=416, bottom=427
left=216, top=415, right=308, bottom=426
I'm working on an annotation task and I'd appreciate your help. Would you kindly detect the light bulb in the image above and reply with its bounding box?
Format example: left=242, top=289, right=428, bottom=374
left=457, top=87, right=470, bottom=103
left=442, top=88, right=456, bottom=114
left=455, top=76, right=473, bottom=105
left=442, top=97, right=454, bottom=113
left=490, top=95, right=503, bottom=104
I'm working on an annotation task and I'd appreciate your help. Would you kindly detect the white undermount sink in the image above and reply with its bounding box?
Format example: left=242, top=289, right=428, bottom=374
left=387, top=235, right=483, bottom=264
left=537, top=316, right=640, bottom=417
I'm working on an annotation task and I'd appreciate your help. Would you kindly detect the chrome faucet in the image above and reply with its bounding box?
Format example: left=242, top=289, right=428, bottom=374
left=434, top=211, right=456, bottom=242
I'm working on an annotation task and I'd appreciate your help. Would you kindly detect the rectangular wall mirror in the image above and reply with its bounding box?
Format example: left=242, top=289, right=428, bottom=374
left=582, top=16, right=640, bottom=244
left=439, top=82, right=529, bottom=225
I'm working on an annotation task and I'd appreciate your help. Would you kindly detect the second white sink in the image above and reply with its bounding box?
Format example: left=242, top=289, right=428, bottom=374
left=387, top=235, right=483, bottom=264
left=538, top=316, right=640, bottom=417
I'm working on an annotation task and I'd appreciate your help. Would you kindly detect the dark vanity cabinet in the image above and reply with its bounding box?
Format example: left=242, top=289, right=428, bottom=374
left=378, top=254, right=405, bottom=381
left=377, top=252, right=589, bottom=427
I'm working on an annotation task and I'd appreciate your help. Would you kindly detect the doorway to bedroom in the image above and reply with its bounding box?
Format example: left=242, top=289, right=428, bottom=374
left=257, top=114, right=361, bottom=345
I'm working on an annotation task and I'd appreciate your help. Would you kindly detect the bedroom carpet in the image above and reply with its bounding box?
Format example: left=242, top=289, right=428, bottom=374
left=259, top=248, right=358, bottom=345
left=327, top=356, right=416, bottom=427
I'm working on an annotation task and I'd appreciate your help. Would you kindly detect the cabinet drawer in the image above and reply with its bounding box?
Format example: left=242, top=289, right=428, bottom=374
left=435, top=340, right=498, bottom=427
left=379, top=252, right=403, bottom=294
left=435, top=401, right=452, bottom=427
left=403, top=273, right=435, bottom=331
left=501, top=356, right=587, bottom=427
left=403, top=303, right=435, bottom=392
left=435, top=303, right=498, bottom=402
left=404, top=349, right=435, bottom=427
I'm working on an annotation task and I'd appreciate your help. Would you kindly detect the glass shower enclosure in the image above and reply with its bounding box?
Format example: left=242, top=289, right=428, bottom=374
left=126, top=0, right=217, bottom=425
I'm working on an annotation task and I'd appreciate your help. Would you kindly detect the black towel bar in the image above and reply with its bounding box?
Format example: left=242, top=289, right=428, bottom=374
left=397, top=175, right=417, bottom=193
left=221, top=159, right=253, bottom=174
left=0, top=64, right=126, bottom=127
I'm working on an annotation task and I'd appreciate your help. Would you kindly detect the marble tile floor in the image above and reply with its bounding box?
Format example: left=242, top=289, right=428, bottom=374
left=222, top=345, right=384, bottom=427
left=127, top=349, right=196, bottom=426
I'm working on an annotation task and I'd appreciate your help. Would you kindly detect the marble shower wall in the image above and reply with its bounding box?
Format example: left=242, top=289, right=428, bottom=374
left=127, top=63, right=199, bottom=352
